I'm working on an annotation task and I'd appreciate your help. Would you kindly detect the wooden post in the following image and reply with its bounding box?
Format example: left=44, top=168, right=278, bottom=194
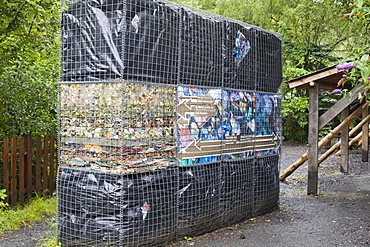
left=35, top=135, right=42, bottom=194
left=10, top=137, right=17, bottom=207
left=357, top=130, right=370, bottom=147
left=49, top=135, right=56, bottom=193
left=308, top=82, right=319, bottom=195
left=43, top=135, right=49, bottom=196
left=19, top=136, right=25, bottom=206
left=362, top=108, right=369, bottom=162
left=25, top=135, right=33, bottom=200
left=340, top=107, right=349, bottom=173
left=3, top=138, right=9, bottom=204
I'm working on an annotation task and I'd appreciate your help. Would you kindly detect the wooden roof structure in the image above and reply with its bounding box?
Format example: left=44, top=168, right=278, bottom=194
left=285, top=65, right=349, bottom=90
left=281, top=66, right=369, bottom=195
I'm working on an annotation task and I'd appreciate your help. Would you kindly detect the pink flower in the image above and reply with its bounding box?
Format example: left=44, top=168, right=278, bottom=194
left=336, top=62, right=355, bottom=70
left=341, top=13, right=359, bottom=19
left=331, top=89, right=342, bottom=94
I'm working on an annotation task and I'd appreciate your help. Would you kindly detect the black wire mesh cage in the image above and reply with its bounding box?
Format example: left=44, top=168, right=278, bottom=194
left=58, top=0, right=283, bottom=246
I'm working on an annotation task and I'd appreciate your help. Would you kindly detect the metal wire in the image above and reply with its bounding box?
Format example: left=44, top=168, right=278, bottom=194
left=58, top=0, right=282, bottom=246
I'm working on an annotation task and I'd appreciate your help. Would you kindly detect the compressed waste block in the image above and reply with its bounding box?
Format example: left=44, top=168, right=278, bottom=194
left=62, top=0, right=180, bottom=84
left=180, top=9, right=223, bottom=87
left=62, top=0, right=125, bottom=82
left=253, top=155, right=280, bottom=216
left=58, top=168, right=122, bottom=246
left=255, top=29, right=282, bottom=93
left=58, top=167, right=177, bottom=246
left=124, top=0, right=180, bottom=83
left=177, top=162, right=221, bottom=236
left=219, top=159, right=254, bottom=226
left=223, top=21, right=256, bottom=91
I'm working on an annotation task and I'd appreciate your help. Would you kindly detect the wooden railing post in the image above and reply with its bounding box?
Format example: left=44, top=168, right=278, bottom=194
left=49, top=135, right=56, bottom=193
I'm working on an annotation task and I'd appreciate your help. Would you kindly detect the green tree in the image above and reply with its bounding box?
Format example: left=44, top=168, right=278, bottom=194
left=336, top=0, right=370, bottom=104
left=0, top=0, right=60, bottom=138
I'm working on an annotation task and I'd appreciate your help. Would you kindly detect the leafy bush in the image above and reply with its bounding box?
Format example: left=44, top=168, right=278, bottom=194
left=0, top=64, right=58, bottom=138
left=0, top=0, right=60, bottom=139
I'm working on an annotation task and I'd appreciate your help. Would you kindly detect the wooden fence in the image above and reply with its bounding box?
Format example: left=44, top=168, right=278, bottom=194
left=0, top=135, right=58, bottom=207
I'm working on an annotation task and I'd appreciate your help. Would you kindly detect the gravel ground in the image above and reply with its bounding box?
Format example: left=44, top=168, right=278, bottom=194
left=0, top=141, right=369, bottom=247
left=169, top=141, right=370, bottom=247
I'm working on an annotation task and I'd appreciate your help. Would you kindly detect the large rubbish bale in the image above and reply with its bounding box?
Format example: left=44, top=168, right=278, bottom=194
left=254, top=29, right=282, bottom=93
left=62, top=0, right=180, bottom=84
left=223, top=21, right=256, bottom=91
left=58, top=168, right=122, bottom=246
left=219, top=159, right=254, bottom=226
left=253, top=155, right=280, bottom=216
left=177, top=163, right=220, bottom=236
left=58, top=167, right=177, bottom=246
left=180, top=9, right=223, bottom=88
left=61, top=0, right=125, bottom=82
left=124, top=0, right=180, bottom=83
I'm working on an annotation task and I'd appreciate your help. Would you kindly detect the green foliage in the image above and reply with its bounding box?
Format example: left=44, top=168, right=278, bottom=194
left=281, top=88, right=309, bottom=142
left=336, top=1, right=370, bottom=105
left=0, top=65, right=58, bottom=138
left=0, top=196, right=56, bottom=235
left=184, top=236, right=193, bottom=241
left=0, top=189, right=8, bottom=209
left=0, top=0, right=60, bottom=138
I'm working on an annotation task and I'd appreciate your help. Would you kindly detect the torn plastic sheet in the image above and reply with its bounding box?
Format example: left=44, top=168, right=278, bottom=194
left=124, top=0, right=180, bottom=82
left=62, top=1, right=124, bottom=81
left=235, top=30, right=251, bottom=66
left=62, top=0, right=282, bottom=92
left=62, top=0, right=180, bottom=83
left=58, top=167, right=177, bottom=246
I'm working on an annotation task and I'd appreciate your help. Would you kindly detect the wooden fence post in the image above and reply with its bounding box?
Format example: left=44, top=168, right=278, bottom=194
left=35, top=135, right=42, bottom=194
left=10, top=137, right=17, bottom=207
left=19, top=136, right=25, bottom=206
left=26, top=135, right=33, bottom=199
left=3, top=138, right=9, bottom=204
left=42, top=135, right=50, bottom=196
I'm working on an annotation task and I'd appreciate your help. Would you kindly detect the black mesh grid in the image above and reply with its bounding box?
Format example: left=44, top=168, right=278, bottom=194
left=57, top=167, right=178, bottom=246
left=223, top=21, right=256, bottom=91
left=253, top=155, right=280, bottom=216
left=59, top=0, right=282, bottom=246
left=219, top=158, right=254, bottom=226
left=179, top=9, right=223, bottom=87
left=124, top=1, right=180, bottom=83
left=58, top=168, right=122, bottom=246
left=177, top=163, right=220, bottom=236
left=255, top=30, right=283, bottom=93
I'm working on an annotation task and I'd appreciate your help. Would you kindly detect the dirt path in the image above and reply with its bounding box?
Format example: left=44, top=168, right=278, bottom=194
left=0, top=216, right=56, bottom=247
left=0, top=141, right=369, bottom=246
